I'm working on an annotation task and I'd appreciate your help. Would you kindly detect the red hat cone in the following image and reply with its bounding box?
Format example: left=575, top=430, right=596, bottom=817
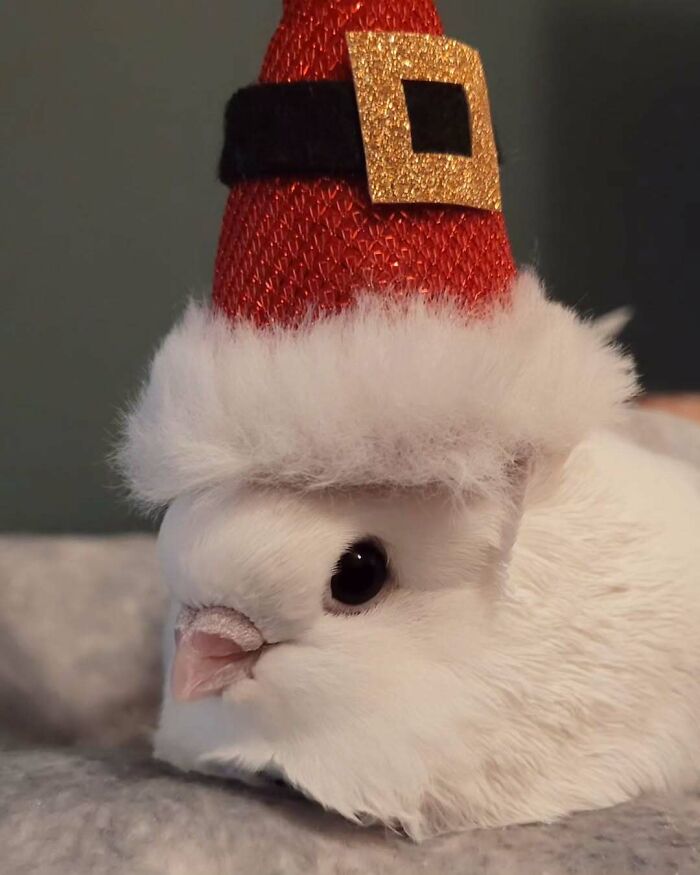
left=213, top=0, right=516, bottom=326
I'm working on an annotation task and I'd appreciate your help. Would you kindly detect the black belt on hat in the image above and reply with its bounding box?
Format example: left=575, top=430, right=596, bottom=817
left=219, top=80, right=483, bottom=186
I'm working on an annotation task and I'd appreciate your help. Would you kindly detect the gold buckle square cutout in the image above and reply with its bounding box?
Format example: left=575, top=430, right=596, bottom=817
left=346, top=31, right=502, bottom=211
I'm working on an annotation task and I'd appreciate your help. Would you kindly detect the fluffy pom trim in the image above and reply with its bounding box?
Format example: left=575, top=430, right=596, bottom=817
left=119, top=272, right=637, bottom=508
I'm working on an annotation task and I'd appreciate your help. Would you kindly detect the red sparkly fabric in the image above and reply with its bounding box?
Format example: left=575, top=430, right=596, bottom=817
left=260, top=0, right=443, bottom=83
left=213, top=0, right=516, bottom=327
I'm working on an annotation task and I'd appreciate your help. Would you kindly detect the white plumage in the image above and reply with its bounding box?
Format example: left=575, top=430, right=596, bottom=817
left=121, top=273, right=700, bottom=840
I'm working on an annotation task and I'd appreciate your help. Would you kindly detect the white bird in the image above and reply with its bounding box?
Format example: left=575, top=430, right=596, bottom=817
left=121, top=274, right=700, bottom=840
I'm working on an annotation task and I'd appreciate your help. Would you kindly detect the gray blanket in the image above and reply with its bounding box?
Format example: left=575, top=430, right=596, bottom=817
left=2, top=746, right=699, bottom=875
left=1, top=410, right=700, bottom=874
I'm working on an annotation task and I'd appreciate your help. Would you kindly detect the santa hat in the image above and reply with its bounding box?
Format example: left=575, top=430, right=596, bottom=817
left=121, top=0, right=635, bottom=508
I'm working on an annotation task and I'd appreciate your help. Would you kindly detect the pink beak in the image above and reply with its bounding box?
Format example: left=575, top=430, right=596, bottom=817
left=171, top=605, right=265, bottom=702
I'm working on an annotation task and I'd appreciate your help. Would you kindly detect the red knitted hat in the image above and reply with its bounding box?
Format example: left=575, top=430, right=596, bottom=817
left=213, top=0, right=516, bottom=326
left=122, top=0, right=634, bottom=510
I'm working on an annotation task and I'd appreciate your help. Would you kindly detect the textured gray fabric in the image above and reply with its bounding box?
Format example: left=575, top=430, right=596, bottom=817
left=0, top=534, right=164, bottom=748
left=1, top=409, right=700, bottom=873
left=619, top=408, right=700, bottom=471
left=1, top=747, right=698, bottom=875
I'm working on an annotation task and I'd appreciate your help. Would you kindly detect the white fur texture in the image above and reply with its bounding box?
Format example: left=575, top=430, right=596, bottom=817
left=153, top=430, right=700, bottom=840
left=120, top=272, right=637, bottom=507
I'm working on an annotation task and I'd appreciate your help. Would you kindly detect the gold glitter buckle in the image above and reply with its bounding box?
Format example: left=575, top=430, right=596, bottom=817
left=346, top=31, right=502, bottom=211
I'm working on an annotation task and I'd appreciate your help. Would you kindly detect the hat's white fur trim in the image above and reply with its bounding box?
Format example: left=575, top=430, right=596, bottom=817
left=119, top=272, right=637, bottom=508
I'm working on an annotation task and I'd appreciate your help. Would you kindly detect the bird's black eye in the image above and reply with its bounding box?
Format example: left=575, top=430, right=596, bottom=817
left=329, top=539, right=390, bottom=608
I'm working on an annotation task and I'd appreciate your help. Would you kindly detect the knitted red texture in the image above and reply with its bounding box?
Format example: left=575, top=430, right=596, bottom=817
left=213, top=0, right=515, bottom=326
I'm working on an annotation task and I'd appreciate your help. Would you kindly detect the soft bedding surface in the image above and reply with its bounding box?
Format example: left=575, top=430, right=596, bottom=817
left=1, top=746, right=699, bottom=875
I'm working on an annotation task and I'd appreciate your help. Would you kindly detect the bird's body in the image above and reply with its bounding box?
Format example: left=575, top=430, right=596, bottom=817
left=152, top=421, right=700, bottom=839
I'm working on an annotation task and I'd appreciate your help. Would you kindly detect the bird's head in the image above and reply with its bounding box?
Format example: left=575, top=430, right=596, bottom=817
left=155, top=478, right=524, bottom=836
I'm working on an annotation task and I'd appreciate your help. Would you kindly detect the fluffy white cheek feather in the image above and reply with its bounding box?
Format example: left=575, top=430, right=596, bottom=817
left=153, top=433, right=700, bottom=840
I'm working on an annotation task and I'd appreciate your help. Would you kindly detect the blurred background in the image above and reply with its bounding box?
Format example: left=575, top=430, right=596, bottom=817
left=1, top=0, right=699, bottom=533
